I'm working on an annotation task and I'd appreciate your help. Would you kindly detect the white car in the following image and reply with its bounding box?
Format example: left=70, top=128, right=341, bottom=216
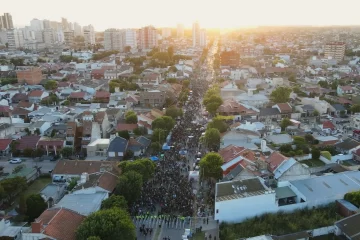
left=9, top=158, right=22, bottom=164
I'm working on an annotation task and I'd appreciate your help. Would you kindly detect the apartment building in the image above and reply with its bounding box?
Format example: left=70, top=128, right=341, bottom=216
left=162, top=28, right=171, bottom=38
left=200, top=29, right=207, bottom=47
left=7, top=29, right=24, bottom=50
left=139, top=90, right=166, bottom=107
left=16, top=66, right=43, bottom=85
left=104, top=28, right=121, bottom=51
left=63, top=31, right=75, bottom=47
left=83, top=25, right=95, bottom=45
left=0, top=13, right=13, bottom=29
left=324, top=42, right=346, bottom=61
left=66, top=121, right=77, bottom=148
left=73, top=22, right=82, bottom=36
left=43, top=29, right=55, bottom=46
left=192, top=21, right=200, bottom=47
left=139, top=26, right=158, bottom=50
left=177, top=24, right=184, bottom=38
left=121, top=29, right=137, bottom=51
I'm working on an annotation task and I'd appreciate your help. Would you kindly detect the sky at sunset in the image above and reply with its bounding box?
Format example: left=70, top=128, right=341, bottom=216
left=4, top=0, right=360, bottom=30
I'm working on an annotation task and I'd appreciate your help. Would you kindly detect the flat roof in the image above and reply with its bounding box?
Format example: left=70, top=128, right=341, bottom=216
left=290, top=171, right=360, bottom=202
left=275, top=186, right=297, bottom=199
left=216, top=177, right=268, bottom=202
left=88, top=139, right=110, bottom=147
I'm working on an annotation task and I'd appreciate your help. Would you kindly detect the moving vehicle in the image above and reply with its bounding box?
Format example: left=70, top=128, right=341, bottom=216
left=9, top=158, right=22, bottom=164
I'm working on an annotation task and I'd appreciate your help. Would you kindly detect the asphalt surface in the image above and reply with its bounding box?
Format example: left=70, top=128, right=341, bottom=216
left=0, top=157, right=57, bottom=174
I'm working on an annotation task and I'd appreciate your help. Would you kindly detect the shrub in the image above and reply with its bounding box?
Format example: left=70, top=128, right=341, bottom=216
left=321, top=151, right=332, bottom=160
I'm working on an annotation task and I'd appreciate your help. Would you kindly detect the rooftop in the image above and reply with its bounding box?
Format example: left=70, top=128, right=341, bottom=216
left=216, top=177, right=268, bottom=202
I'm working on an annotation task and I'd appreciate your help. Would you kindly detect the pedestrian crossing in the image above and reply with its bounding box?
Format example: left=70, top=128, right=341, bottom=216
left=132, top=217, right=192, bottom=229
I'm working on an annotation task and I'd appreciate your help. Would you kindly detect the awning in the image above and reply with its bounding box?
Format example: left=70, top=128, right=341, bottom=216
left=162, top=143, right=171, bottom=150
left=275, top=186, right=297, bottom=199
left=150, top=156, right=159, bottom=161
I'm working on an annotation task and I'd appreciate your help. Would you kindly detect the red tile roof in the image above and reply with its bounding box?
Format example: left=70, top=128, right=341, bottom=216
left=117, top=123, right=138, bottom=131
left=36, top=208, right=85, bottom=240
left=69, top=92, right=86, bottom=99
left=340, top=85, right=353, bottom=91
left=218, top=145, right=245, bottom=163
left=0, top=139, right=12, bottom=151
left=16, top=136, right=41, bottom=150
left=17, top=101, right=33, bottom=108
left=28, top=90, right=44, bottom=97
left=276, top=103, right=292, bottom=112
left=11, top=107, right=31, bottom=115
left=323, top=121, right=336, bottom=130
left=266, top=152, right=288, bottom=172
left=0, top=106, right=10, bottom=112
left=95, top=91, right=110, bottom=99
left=91, top=69, right=105, bottom=75
left=37, top=140, right=64, bottom=148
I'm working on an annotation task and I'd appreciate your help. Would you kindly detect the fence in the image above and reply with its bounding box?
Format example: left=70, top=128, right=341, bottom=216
left=295, top=154, right=312, bottom=161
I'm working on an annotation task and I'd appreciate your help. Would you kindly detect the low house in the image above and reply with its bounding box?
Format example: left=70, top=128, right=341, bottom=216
left=271, top=157, right=310, bottom=182
left=24, top=208, right=85, bottom=240
left=107, top=136, right=128, bottom=160
left=266, top=152, right=289, bottom=173
left=116, top=123, right=138, bottom=134
left=87, top=139, right=110, bottom=158
left=337, top=85, right=354, bottom=96
left=266, top=134, right=293, bottom=145
left=335, top=138, right=360, bottom=154
left=28, top=90, right=49, bottom=103
left=139, top=90, right=166, bottom=107
left=94, top=90, right=111, bottom=103
left=37, top=138, right=65, bottom=156
left=315, top=136, right=339, bottom=146
left=11, top=92, right=28, bottom=103
left=11, top=107, right=31, bottom=119
left=128, top=136, right=151, bottom=156
left=0, top=138, right=12, bottom=156
left=320, top=120, right=336, bottom=133
left=69, top=91, right=89, bottom=102
left=15, top=135, right=41, bottom=152
left=28, top=121, right=51, bottom=135
left=217, top=98, right=259, bottom=117
left=95, top=111, right=110, bottom=138
left=330, top=104, right=347, bottom=116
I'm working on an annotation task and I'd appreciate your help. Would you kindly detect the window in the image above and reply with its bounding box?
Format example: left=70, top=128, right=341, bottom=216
left=216, top=209, right=219, bottom=214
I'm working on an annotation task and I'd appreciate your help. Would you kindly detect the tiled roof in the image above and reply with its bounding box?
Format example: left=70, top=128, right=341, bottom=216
left=11, top=107, right=31, bottom=115
left=28, top=90, right=44, bottom=97
left=323, top=121, right=336, bottom=130
left=36, top=208, right=85, bottom=240
left=266, top=152, right=288, bottom=172
left=12, top=93, right=28, bottom=101
left=0, top=106, right=10, bottom=112
left=218, top=99, right=249, bottom=113
left=0, top=139, right=12, bottom=151
left=52, top=160, right=120, bottom=175
left=218, top=145, right=245, bottom=163
left=340, top=85, right=353, bottom=91
left=95, top=91, right=110, bottom=98
left=276, top=103, right=292, bottom=112
left=16, top=136, right=41, bottom=150
left=69, top=92, right=85, bottom=99
left=95, top=111, right=106, bottom=124
left=38, top=139, right=64, bottom=147
left=117, top=123, right=138, bottom=131
left=17, top=101, right=33, bottom=108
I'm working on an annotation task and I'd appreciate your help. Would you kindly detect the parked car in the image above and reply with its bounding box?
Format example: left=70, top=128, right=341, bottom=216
left=9, top=158, right=22, bottom=164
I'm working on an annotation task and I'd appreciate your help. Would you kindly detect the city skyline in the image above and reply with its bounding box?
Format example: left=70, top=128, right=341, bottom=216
left=3, top=0, right=360, bottom=31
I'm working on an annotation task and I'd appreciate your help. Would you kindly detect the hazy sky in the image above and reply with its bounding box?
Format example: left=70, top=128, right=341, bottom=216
left=5, top=0, right=360, bottom=31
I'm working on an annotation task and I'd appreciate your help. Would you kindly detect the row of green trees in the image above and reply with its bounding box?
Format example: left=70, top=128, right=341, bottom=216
left=150, top=115, right=175, bottom=153
left=203, top=86, right=223, bottom=115
left=109, top=79, right=140, bottom=93
left=219, top=204, right=339, bottom=240
left=92, top=51, right=119, bottom=61
left=344, top=191, right=360, bottom=207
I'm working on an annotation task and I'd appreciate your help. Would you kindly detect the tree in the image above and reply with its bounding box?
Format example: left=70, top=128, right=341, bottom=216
left=351, top=104, right=360, bottom=114
left=34, top=129, right=41, bottom=135
left=207, top=117, right=228, bottom=133
left=33, top=148, right=45, bottom=158
left=123, top=150, right=134, bottom=160
left=115, top=171, right=143, bottom=206
left=304, top=134, right=315, bottom=144
left=44, top=80, right=58, bottom=90
left=125, top=111, right=137, bottom=124
left=270, top=87, right=292, bottom=103
left=101, top=195, right=128, bottom=210
left=167, top=46, right=174, bottom=60
left=312, top=148, right=321, bottom=160
left=86, top=237, right=101, bottom=240
left=203, top=128, right=221, bottom=151
left=18, top=194, right=27, bottom=215
left=26, top=194, right=47, bottom=222
left=119, top=158, right=156, bottom=182
left=118, top=130, right=130, bottom=140
left=151, top=128, right=167, bottom=143
left=76, top=208, right=136, bottom=240
left=151, top=116, right=175, bottom=132
left=23, top=148, right=34, bottom=157
left=133, top=127, right=147, bottom=136
left=313, top=110, right=319, bottom=116
left=1, top=177, right=27, bottom=202
left=61, top=147, right=73, bottom=158
left=318, top=81, right=329, bottom=88
left=280, top=118, right=292, bottom=131
left=150, top=142, right=162, bottom=153
left=165, top=106, right=183, bottom=119
left=199, top=153, right=224, bottom=180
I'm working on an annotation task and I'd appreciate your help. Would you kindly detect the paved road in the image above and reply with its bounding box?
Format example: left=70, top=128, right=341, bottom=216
left=0, top=158, right=57, bottom=174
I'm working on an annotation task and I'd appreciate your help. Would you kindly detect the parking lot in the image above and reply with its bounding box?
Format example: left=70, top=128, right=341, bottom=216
left=0, top=158, right=57, bottom=174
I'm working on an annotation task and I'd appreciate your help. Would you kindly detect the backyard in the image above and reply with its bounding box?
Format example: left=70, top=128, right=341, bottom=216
left=6, top=176, right=52, bottom=212
left=300, top=159, right=325, bottom=167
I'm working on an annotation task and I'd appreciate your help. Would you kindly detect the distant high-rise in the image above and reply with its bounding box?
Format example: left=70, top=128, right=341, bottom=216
left=139, top=26, right=157, bottom=50
left=43, top=19, right=51, bottom=29
left=177, top=24, right=184, bottom=38
left=73, top=22, right=82, bottom=36
left=83, top=25, right=96, bottom=47
left=43, top=29, right=55, bottom=46
left=30, top=18, right=44, bottom=31
left=162, top=28, right=171, bottom=39
left=192, top=21, right=200, bottom=47
left=104, top=29, right=122, bottom=51
left=7, top=29, right=24, bottom=50
left=0, top=13, right=14, bottom=29
left=200, top=29, right=207, bottom=47
left=63, top=31, right=74, bottom=47
left=324, top=42, right=345, bottom=61
left=61, top=18, right=69, bottom=31
left=121, top=29, right=137, bottom=51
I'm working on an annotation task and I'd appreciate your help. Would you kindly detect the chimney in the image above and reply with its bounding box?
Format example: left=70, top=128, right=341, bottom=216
left=80, top=172, right=89, bottom=183
left=31, top=221, right=42, bottom=233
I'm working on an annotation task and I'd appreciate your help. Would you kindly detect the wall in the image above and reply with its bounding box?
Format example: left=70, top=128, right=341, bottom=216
left=295, top=154, right=312, bottom=161
left=319, top=154, right=352, bottom=164
left=279, top=163, right=311, bottom=181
